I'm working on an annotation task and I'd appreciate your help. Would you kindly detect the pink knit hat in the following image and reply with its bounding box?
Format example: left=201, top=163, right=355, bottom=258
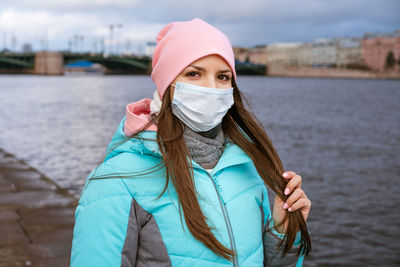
left=151, top=18, right=237, bottom=100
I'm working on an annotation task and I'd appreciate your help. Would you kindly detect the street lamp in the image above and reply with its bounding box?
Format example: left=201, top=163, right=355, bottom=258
left=109, top=24, right=122, bottom=55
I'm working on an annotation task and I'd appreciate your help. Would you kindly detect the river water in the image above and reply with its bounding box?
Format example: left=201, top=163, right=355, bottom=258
left=0, top=74, right=399, bottom=266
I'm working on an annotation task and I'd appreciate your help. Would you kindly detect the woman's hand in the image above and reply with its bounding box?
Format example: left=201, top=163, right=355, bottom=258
left=272, top=171, right=311, bottom=234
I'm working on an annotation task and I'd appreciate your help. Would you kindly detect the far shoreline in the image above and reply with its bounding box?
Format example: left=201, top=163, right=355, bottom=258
left=1, top=67, right=400, bottom=80
left=266, top=66, right=400, bottom=80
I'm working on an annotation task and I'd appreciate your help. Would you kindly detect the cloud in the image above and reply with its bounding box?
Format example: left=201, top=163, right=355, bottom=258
left=0, top=8, right=101, bottom=33
left=0, top=0, right=399, bottom=51
left=0, top=8, right=104, bottom=49
left=0, top=7, right=165, bottom=52
left=1, top=0, right=142, bottom=11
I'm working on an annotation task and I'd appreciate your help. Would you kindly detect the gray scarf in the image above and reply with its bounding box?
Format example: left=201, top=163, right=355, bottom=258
left=182, top=124, right=226, bottom=169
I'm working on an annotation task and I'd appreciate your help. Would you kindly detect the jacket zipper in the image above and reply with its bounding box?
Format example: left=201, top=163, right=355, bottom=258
left=205, top=171, right=239, bottom=267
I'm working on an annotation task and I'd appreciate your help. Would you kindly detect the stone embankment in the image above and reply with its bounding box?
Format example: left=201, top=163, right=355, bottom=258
left=267, top=66, right=400, bottom=79
left=0, top=148, right=78, bottom=266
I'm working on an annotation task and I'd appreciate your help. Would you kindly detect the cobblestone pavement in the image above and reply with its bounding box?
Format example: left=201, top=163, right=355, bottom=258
left=0, top=149, right=78, bottom=267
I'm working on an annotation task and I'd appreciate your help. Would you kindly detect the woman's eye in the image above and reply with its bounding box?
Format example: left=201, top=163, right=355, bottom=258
left=186, top=71, right=200, bottom=77
left=219, top=74, right=231, bottom=81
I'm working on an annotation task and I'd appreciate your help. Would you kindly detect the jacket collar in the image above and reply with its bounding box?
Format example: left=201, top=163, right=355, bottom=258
left=104, top=116, right=252, bottom=172
left=104, top=117, right=160, bottom=162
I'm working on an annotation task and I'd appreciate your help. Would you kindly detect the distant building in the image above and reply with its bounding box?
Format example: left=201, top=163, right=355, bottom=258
left=266, top=42, right=303, bottom=67
left=237, top=29, right=400, bottom=72
left=22, top=43, right=33, bottom=53
left=362, top=30, right=400, bottom=72
left=336, top=38, right=363, bottom=69
left=294, top=43, right=313, bottom=67
left=310, top=38, right=337, bottom=67
left=233, top=46, right=251, bottom=62
left=145, top=42, right=157, bottom=56
left=248, top=45, right=267, bottom=65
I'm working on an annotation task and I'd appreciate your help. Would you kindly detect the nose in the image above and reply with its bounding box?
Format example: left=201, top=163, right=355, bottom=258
left=202, top=75, right=218, bottom=88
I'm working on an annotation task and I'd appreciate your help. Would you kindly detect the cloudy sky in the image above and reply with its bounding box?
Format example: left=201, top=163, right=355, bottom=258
left=0, top=0, right=399, bottom=54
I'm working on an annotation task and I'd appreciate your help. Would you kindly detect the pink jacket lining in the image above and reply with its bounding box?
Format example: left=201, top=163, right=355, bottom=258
left=123, top=98, right=157, bottom=136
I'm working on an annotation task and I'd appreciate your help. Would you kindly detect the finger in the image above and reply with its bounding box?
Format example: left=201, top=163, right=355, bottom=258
left=282, top=171, right=296, bottom=179
left=282, top=188, right=305, bottom=209
left=288, top=198, right=311, bottom=212
left=284, top=174, right=302, bottom=195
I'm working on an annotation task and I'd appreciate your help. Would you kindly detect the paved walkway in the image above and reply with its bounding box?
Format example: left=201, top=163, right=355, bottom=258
left=0, top=148, right=78, bottom=267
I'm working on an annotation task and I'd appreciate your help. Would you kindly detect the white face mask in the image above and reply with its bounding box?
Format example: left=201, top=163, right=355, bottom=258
left=171, top=81, right=234, bottom=132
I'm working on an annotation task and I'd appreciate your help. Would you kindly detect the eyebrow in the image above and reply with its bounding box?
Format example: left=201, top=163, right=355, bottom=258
left=187, top=65, right=232, bottom=74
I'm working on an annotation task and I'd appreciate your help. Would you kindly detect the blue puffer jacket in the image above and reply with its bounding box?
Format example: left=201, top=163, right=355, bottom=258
left=71, top=116, right=306, bottom=266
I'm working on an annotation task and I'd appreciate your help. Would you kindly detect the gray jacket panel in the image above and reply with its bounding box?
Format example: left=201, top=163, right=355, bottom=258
left=260, top=190, right=301, bottom=267
left=263, top=218, right=301, bottom=267
left=121, top=198, right=171, bottom=267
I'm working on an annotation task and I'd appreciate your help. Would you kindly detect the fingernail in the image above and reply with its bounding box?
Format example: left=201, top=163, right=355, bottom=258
left=284, top=188, right=290, bottom=195
left=283, top=203, right=288, bottom=209
left=283, top=172, right=288, bottom=177
left=288, top=207, right=292, bottom=212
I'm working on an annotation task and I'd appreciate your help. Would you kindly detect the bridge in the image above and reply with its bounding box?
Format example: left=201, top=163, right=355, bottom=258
left=0, top=52, right=266, bottom=75
left=0, top=52, right=152, bottom=75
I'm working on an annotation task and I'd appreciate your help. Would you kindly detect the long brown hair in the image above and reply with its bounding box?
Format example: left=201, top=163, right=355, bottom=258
left=83, top=79, right=311, bottom=261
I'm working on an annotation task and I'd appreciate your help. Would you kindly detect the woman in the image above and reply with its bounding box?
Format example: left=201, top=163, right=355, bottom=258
left=71, top=18, right=311, bottom=267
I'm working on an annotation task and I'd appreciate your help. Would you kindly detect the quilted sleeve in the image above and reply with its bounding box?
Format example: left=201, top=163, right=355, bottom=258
left=70, top=163, right=136, bottom=267
left=70, top=194, right=134, bottom=267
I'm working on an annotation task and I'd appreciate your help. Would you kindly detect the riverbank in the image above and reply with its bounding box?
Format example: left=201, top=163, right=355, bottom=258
left=0, top=148, right=77, bottom=266
left=267, top=66, right=400, bottom=80
left=3, top=64, right=400, bottom=80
